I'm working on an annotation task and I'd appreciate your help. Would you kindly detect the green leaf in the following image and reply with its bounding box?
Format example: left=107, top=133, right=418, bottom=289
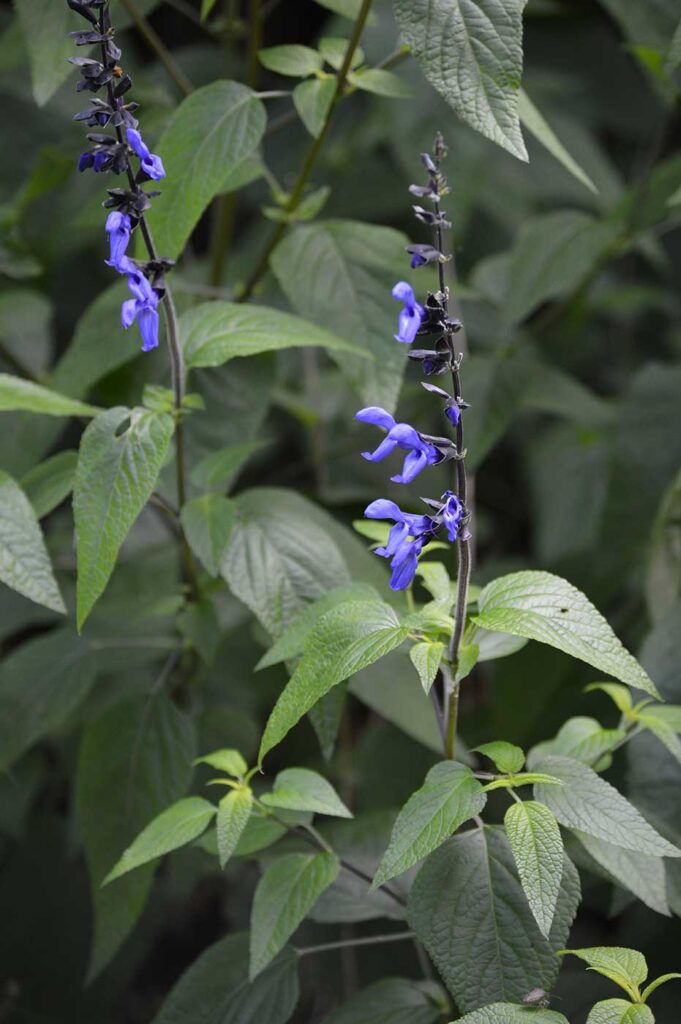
left=180, top=493, right=236, bottom=577
left=259, top=44, right=323, bottom=76
left=642, top=973, right=681, bottom=1002
left=518, top=89, right=598, bottom=193
left=528, top=717, right=626, bottom=770
left=409, top=641, right=444, bottom=694
left=641, top=704, right=681, bottom=732
left=646, top=467, right=681, bottom=623
left=250, top=851, right=340, bottom=978
left=270, top=220, right=408, bottom=411
left=408, top=826, right=581, bottom=1012
left=256, top=584, right=379, bottom=669
left=0, top=373, right=98, bottom=417
left=320, top=978, right=442, bottom=1024
left=558, top=947, right=648, bottom=996
left=319, top=37, right=364, bottom=69
left=415, top=561, right=452, bottom=604
left=181, top=301, right=364, bottom=370
left=474, top=571, right=660, bottom=698
left=475, top=741, right=525, bottom=774
left=0, top=629, right=95, bottom=772
left=347, top=67, right=413, bottom=97
left=572, top=831, right=670, bottom=917
left=585, top=682, right=634, bottom=714
left=586, top=1001, right=654, bottom=1024
left=293, top=78, right=336, bottom=137
left=533, top=756, right=680, bottom=858
left=217, top=787, right=253, bottom=868
left=195, top=748, right=248, bottom=777
left=456, top=1006, right=568, bottom=1024
left=144, top=81, right=266, bottom=259
left=104, top=797, right=216, bottom=884
left=259, top=601, right=408, bottom=762
left=0, top=470, right=65, bottom=613
left=73, top=407, right=174, bottom=629
left=76, top=695, right=196, bottom=979
left=15, top=0, right=71, bottom=105
left=20, top=450, right=77, bottom=519
left=505, top=800, right=564, bottom=937
left=483, top=772, right=563, bottom=791
left=150, top=933, right=299, bottom=1024
left=190, top=439, right=268, bottom=491
left=638, top=713, right=681, bottom=765
left=373, top=762, right=487, bottom=889
left=223, top=488, right=351, bottom=637
left=393, top=0, right=528, bottom=160
left=261, top=767, right=352, bottom=818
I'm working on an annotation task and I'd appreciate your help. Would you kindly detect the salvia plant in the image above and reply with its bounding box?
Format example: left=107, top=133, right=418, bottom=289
left=1, top=0, right=681, bottom=1021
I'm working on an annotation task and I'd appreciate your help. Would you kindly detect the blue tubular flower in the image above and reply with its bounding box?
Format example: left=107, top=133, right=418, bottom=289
left=440, top=490, right=465, bottom=542
left=356, top=406, right=442, bottom=484
left=105, top=211, right=132, bottom=271
left=364, top=498, right=436, bottom=590
left=392, top=281, right=424, bottom=344
left=120, top=257, right=160, bottom=351
left=126, top=127, right=165, bottom=180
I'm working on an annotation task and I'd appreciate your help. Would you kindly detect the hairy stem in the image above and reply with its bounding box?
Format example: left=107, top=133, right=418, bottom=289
left=238, top=0, right=374, bottom=301
left=119, top=0, right=193, bottom=96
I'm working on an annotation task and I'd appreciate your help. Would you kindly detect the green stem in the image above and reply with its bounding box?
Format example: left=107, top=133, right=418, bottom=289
left=237, top=0, right=374, bottom=302
left=297, top=932, right=415, bottom=957
left=119, top=0, right=193, bottom=96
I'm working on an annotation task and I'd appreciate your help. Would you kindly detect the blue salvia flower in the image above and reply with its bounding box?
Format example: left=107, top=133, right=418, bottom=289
left=105, top=211, right=132, bottom=271
left=364, top=499, right=438, bottom=590
left=126, top=128, right=165, bottom=181
left=355, top=406, right=443, bottom=484
left=392, top=281, right=424, bottom=344
left=440, top=490, right=468, bottom=542
left=120, top=257, right=160, bottom=352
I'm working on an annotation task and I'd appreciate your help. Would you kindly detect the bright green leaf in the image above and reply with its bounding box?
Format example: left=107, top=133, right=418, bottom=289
left=585, top=682, right=634, bottom=714
left=505, top=800, right=564, bottom=937
left=528, top=717, right=626, bottom=770
left=217, top=787, right=253, bottom=868
left=347, top=67, right=413, bottom=97
left=642, top=972, right=681, bottom=1002
left=558, top=947, right=648, bottom=996
left=261, top=767, right=352, bottom=818
left=474, top=741, right=525, bottom=774
left=0, top=373, right=98, bottom=417
left=195, top=748, right=248, bottom=777
left=409, top=641, right=444, bottom=694
left=586, top=1002, right=650, bottom=1024
left=258, top=44, right=323, bottom=76
left=639, top=713, right=681, bottom=765
left=0, top=470, right=64, bottom=613
left=180, top=493, right=236, bottom=577
left=293, top=78, right=335, bottom=137
left=456, top=1005, right=568, bottom=1024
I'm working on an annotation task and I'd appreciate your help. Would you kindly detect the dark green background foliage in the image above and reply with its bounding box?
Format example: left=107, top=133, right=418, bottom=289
left=1, top=0, right=681, bottom=1021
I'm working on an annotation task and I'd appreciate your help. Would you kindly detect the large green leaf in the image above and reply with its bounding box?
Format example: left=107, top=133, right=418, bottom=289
left=144, top=81, right=266, bottom=259
left=372, top=762, right=487, bottom=889
left=534, top=756, right=680, bottom=858
left=15, top=0, right=71, bottom=105
left=504, top=800, right=564, bottom=937
left=259, top=600, right=409, bottom=762
left=222, top=488, right=351, bottom=637
left=320, top=978, right=442, bottom=1024
left=393, top=0, right=528, bottom=160
left=270, top=220, right=408, bottom=411
left=474, top=571, right=660, bottom=697
left=76, top=695, right=196, bottom=978
left=250, top=851, right=339, bottom=978
left=0, top=629, right=95, bottom=771
left=0, top=373, right=98, bottom=417
left=181, top=301, right=364, bottom=370
left=456, top=1006, right=568, bottom=1024
left=151, top=932, right=299, bottom=1024
left=571, top=830, right=670, bottom=917
left=408, top=826, right=580, bottom=1012
left=0, top=470, right=65, bottom=613
left=73, top=406, right=174, bottom=629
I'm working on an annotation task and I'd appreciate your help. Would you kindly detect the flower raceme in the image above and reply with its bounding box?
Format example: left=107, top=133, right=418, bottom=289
left=355, top=407, right=444, bottom=485
left=119, top=257, right=160, bottom=352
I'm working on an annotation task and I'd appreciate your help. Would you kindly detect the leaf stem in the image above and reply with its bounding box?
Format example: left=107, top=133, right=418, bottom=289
left=119, top=0, right=193, bottom=96
left=237, top=0, right=374, bottom=302
left=297, top=931, right=415, bottom=957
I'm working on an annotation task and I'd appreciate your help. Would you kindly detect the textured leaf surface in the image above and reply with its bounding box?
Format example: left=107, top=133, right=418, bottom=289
left=560, top=947, right=647, bottom=992
left=259, top=601, right=408, bottom=761
left=534, top=756, right=680, bottom=858
left=77, top=696, right=196, bottom=978
left=151, top=932, right=299, bottom=1024
left=393, top=0, right=528, bottom=160
left=0, top=629, right=95, bottom=771
left=250, top=852, right=339, bottom=978
left=104, top=797, right=216, bottom=883
left=572, top=830, right=670, bottom=917
left=271, top=220, right=408, bottom=410
left=457, top=1006, right=568, bottom=1024
left=262, top=768, right=352, bottom=818
left=409, top=642, right=444, bottom=694
left=181, top=302, right=364, bottom=370
left=196, top=748, right=248, bottom=777
left=0, top=470, right=65, bottom=613
left=587, top=1001, right=653, bottom=1024
left=505, top=801, right=564, bottom=937
left=373, top=762, right=487, bottom=889
left=475, top=571, right=659, bottom=697
left=475, top=741, right=525, bottom=774
left=0, top=373, right=98, bottom=417
left=73, top=407, right=174, bottom=629
left=145, top=81, right=266, bottom=259
left=528, top=717, right=625, bottom=770
left=320, top=978, right=441, bottom=1024
left=408, top=826, right=581, bottom=1012
left=223, top=488, right=351, bottom=637
left=181, top=493, right=236, bottom=577
left=217, top=787, right=253, bottom=868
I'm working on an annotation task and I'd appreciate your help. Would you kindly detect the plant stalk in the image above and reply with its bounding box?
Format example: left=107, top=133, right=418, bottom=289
left=119, top=0, right=193, bottom=96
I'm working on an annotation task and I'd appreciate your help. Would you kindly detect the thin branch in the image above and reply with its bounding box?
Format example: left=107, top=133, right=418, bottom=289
left=297, top=931, right=415, bottom=957
left=119, top=0, right=193, bottom=96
